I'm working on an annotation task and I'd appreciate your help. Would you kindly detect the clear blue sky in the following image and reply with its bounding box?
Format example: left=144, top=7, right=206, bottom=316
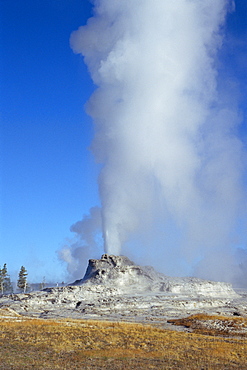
left=0, top=0, right=246, bottom=283
left=0, top=0, right=100, bottom=282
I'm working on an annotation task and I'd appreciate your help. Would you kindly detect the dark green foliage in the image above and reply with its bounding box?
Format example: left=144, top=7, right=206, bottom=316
left=0, top=264, right=13, bottom=294
left=17, top=266, right=29, bottom=292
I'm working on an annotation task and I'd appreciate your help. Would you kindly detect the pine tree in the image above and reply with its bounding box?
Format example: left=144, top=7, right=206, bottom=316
left=0, top=264, right=13, bottom=294
left=0, top=266, right=4, bottom=294
left=17, top=266, right=28, bottom=293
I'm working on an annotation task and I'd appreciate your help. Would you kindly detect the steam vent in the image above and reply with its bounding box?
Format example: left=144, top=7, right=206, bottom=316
left=0, top=254, right=246, bottom=323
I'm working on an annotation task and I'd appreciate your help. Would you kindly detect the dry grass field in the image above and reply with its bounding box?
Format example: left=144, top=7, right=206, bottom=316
left=0, top=308, right=247, bottom=369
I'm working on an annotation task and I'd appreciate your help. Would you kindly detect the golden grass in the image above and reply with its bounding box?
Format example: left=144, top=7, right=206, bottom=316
left=0, top=313, right=246, bottom=369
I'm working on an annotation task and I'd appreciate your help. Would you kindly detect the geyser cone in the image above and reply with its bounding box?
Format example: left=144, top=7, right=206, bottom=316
left=71, top=254, right=238, bottom=298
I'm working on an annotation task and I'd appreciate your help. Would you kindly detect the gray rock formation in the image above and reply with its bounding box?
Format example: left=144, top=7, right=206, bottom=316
left=72, top=254, right=237, bottom=298
left=0, top=254, right=246, bottom=326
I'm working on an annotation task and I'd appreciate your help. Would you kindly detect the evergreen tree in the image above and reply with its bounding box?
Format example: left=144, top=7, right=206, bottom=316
left=0, top=264, right=13, bottom=294
left=0, top=266, right=4, bottom=294
left=17, top=266, right=28, bottom=292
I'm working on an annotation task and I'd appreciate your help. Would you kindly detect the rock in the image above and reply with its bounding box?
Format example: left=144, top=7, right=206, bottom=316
left=71, top=254, right=238, bottom=298
left=0, top=254, right=245, bottom=325
left=72, top=254, right=136, bottom=285
left=71, top=254, right=165, bottom=291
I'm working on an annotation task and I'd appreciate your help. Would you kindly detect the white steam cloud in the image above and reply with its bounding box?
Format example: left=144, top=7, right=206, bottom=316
left=58, top=207, right=102, bottom=280
left=61, top=0, right=246, bottom=284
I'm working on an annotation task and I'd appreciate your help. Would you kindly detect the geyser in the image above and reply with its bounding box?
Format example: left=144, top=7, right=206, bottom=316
left=71, top=254, right=238, bottom=298
left=61, top=0, right=246, bottom=284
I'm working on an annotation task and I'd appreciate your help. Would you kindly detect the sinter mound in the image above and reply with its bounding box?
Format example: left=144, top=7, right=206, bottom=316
left=72, top=254, right=237, bottom=297
left=0, top=254, right=245, bottom=323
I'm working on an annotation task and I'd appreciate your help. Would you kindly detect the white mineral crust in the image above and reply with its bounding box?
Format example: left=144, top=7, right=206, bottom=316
left=0, top=254, right=246, bottom=326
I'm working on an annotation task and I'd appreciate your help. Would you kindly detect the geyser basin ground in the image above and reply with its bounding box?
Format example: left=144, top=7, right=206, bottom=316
left=0, top=255, right=246, bottom=328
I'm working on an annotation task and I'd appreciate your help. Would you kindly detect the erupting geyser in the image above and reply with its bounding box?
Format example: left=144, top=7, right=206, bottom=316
left=60, top=0, right=246, bottom=285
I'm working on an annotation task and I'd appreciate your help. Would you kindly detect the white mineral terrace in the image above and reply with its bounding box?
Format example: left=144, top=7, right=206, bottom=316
left=0, top=254, right=246, bottom=328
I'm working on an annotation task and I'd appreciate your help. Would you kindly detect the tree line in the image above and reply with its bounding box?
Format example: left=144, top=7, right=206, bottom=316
left=0, top=264, right=29, bottom=294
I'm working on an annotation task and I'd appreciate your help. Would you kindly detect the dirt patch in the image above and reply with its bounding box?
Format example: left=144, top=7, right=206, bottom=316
left=168, top=313, right=247, bottom=337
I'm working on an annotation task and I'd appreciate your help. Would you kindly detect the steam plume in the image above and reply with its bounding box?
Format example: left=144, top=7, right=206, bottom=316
left=58, top=207, right=102, bottom=279
left=64, top=0, right=246, bottom=283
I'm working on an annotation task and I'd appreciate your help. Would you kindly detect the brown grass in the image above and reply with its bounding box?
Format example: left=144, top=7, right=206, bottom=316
left=0, top=311, right=246, bottom=369
left=168, top=313, right=247, bottom=337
